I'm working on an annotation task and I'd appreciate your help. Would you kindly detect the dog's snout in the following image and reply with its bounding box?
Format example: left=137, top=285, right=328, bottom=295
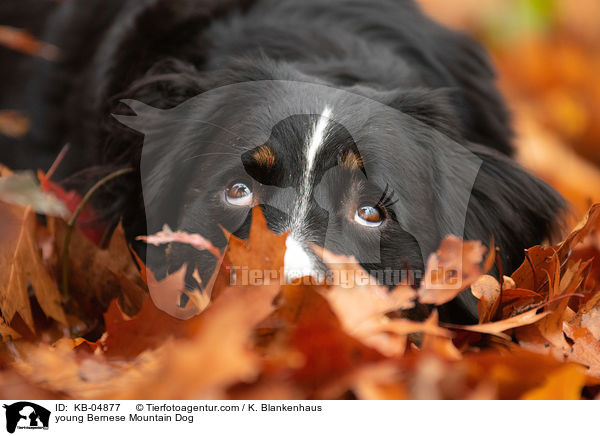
left=283, top=235, right=327, bottom=283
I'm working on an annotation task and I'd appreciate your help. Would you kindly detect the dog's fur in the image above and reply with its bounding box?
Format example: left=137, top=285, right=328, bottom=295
left=0, top=0, right=565, bottom=322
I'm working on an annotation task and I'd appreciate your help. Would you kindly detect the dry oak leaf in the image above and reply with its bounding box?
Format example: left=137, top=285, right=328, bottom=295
left=11, top=280, right=281, bottom=399
left=520, top=364, right=587, bottom=400
left=139, top=226, right=224, bottom=315
left=103, top=282, right=282, bottom=399
left=558, top=204, right=600, bottom=259
left=508, top=206, right=600, bottom=292
left=563, top=323, right=600, bottom=378
left=9, top=339, right=114, bottom=399
left=561, top=292, right=600, bottom=377
left=0, top=171, right=67, bottom=217
left=419, top=311, right=461, bottom=361
left=268, top=283, right=383, bottom=393
left=0, top=202, right=67, bottom=331
left=470, top=274, right=517, bottom=323
left=0, top=364, right=66, bottom=400
left=418, top=235, right=494, bottom=305
left=320, top=361, right=409, bottom=400
left=145, top=265, right=208, bottom=320
left=100, top=294, right=190, bottom=359
left=457, top=349, right=592, bottom=400
left=320, top=250, right=416, bottom=316
left=0, top=319, right=20, bottom=341
left=38, top=170, right=104, bottom=244
left=537, top=257, right=588, bottom=353
left=50, top=219, right=145, bottom=318
left=101, top=206, right=286, bottom=359
left=341, top=348, right=594, bottom=399
left=471, top=274, right=501, bottom=323
left=224, top=206, right=287, bottom=274
left=445, top=307, right=550, bottom=340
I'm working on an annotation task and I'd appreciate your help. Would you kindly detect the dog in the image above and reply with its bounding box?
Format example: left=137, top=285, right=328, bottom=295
left=0, top=0, right=565, bottom=322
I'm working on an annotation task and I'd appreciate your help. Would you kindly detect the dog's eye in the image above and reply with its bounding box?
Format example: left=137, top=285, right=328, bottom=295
left=225, top=182, right=253, bottom=206
left=354, top=205, right=384, bottom=227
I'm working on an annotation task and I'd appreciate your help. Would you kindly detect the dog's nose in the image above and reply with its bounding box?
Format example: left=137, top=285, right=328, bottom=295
left=283, top=235, right=326, bottom=283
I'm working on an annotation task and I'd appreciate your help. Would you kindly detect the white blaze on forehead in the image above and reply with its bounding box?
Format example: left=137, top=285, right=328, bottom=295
left=305, top=106, right=332, bottom=174
left=283, top=235, right=317, bottom=282
left=288, top=106, right=333, bottom=245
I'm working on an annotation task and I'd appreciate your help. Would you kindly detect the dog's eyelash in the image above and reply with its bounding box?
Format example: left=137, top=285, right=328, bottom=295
left=377, top=184, right=399, bottom=210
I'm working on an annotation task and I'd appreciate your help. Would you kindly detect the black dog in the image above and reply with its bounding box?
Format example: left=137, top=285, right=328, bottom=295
left=0, top=0, right=565, bottom=322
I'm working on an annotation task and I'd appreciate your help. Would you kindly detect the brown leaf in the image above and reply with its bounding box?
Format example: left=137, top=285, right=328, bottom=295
left=513, top=205, right=600, bottom=293
left=471, top=274, right=501, bottom=323
left=446, top=307, right=550, bottom=340
left=0, top=171, right=68, bottom=217
left=563, top=322, right=600, bottom=378
left=100, top=294, right=188, bottom=359
left=418, top=236, right=492, bottom=305
left=104, top=282, right=281, bottom=399
left=420, top=311, right=461, bottom=360
left=0, top=319, right=20, bottom=341
left=267, top=283, right=383, bottom=392
left=537, top=257, right=587, bottom=352
left=225, top=206, right=287, bottom=275
left=0, top=202, right=66, bottom=330
left=520, top=364, right=587, bottom=399
left=145, top=265, right=207, bottom=320
left=51, top=219, right=146, bottom=321
left=318, top=249, right=416, bottom=355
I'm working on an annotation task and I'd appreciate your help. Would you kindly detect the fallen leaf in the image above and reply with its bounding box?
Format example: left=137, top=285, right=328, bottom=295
left=38, top=170, right=104, bottom=244
left=446, top=307, right=550, bottom=340
left=471, top=274, right=501, bottom=322
left=520, top=364, right=587, bottom=399
left=146, top=265, right=206, bottom=319
left=563, top=322, right=600, bottom=377
left=50, top=218, right=146, bottom=323
left=0, top=171, right=68, bottom=217
left=0, top=202, right=67, bottom=331
left=100, top=295, right=189, bottom=359
left=418, top=236, right=493, bottom=305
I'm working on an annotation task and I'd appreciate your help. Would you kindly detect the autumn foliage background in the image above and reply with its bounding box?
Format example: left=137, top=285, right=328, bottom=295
left=0, top=0, right=600, bottom=400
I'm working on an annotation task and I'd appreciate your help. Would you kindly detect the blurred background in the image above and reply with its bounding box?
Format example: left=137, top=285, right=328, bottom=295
left=419, top=0, right=600, bottom=224
left=0, top=0, right=598, bottom=227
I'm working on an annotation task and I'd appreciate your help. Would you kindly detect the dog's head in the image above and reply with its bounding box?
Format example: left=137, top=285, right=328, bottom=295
left=114, top=79, right=565, bottom=320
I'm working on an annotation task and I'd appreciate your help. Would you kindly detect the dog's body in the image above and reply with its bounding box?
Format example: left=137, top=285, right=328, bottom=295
left=0, top=0, right=565, bottom=322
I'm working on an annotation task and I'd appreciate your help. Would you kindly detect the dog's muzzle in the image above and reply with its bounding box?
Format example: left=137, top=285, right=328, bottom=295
left=283, top=235, right=327, bottom=283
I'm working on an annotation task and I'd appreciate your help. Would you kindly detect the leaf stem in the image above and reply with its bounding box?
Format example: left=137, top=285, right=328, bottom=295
left=61, top=167, right=134, bottom=298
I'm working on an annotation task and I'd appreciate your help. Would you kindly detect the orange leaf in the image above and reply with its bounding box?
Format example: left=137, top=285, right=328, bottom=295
left=0, top=202, right=67, bottom=330
left=520, top=364, right=587, bottom=399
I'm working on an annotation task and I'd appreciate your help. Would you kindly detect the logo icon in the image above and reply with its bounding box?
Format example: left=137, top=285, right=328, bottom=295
left=3, top=402, right=50, bottom=433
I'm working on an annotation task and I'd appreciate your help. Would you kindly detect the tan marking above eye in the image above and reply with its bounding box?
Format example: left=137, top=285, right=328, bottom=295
left=252, top=145, right=276, bottom=167
left=340, top=151, right=364, bottom=170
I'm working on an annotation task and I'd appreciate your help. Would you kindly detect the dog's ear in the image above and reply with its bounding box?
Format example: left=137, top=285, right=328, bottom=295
left=463, top=145, right=567, bottom=273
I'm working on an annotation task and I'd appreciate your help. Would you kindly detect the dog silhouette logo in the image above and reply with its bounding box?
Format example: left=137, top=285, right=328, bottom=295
left=3, top=402, right=50, bottom=433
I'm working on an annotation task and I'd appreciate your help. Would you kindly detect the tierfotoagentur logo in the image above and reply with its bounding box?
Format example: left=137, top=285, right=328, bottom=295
left=3, top=402, right=50, bottom=433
